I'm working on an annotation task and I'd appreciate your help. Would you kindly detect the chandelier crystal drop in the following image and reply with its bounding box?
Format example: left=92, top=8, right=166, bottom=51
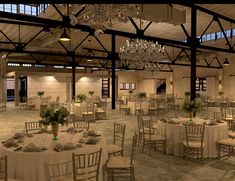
left=119, top=39, right=166, bottom=70
left=70, top=4, right=130, bottom=33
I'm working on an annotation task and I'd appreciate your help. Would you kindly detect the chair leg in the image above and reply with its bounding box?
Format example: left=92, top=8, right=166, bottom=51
left=149, top=141, right=152, bottom=156
left=142, top=140, right=145, bottom=153
left=131, top=166, right=135, bottom=181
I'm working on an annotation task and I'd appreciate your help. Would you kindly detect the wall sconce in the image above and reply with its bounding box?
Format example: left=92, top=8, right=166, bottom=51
left=219, top=80, right=222, bottom=84
left=170, top=81, right=173, bottom=85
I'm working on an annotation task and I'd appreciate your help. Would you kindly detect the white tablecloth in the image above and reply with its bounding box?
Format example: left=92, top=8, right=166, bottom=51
left=153, top=117, right=228, bottom=158
left=0, top=130, right=107, bottom=181
left=128, top=101, right=149, bottom=115
left=70, top=103, right=97, bottom=119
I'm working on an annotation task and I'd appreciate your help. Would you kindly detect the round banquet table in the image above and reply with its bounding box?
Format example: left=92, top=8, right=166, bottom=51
left=127, top=101, right=149, bottom=115
left=70, top=103, right=97, bottom=119
left=0, top=130, right=108, bottom=181
left=153, top=117, right=228, bottom=158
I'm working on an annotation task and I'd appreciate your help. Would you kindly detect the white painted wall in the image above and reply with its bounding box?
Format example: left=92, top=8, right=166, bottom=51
left=27, top=75, right=68, bottom=102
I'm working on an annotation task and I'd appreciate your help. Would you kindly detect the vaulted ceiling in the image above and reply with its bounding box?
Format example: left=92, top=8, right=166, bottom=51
left=0, top=4, right=234, bottom=70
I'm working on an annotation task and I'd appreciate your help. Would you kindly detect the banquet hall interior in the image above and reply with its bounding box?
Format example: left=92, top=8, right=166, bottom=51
left=0, top=3, right=235, bottom=181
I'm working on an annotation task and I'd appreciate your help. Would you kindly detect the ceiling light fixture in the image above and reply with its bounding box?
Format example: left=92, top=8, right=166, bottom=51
left=223, top=57, right=230, bottom=66
left=59, top=29, right=70, bottom=41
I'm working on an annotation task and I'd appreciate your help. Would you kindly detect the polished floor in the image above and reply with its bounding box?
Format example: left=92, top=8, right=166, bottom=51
left=0, top=103, right=235, bottom=181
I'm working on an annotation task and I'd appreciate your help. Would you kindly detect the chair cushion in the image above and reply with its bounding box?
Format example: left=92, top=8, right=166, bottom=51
left=229, top=132, right=235, bottom=139
left=107, top=156, right=131, bottom=169
left=224, top=116, right=233, bottom=121
left=218, top=138, right=235, bottom=146
left=107, top=144, right=122, bottom=154
left=182, top=141, right=205, bottom=148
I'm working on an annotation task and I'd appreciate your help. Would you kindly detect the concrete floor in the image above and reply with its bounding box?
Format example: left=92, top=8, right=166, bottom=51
left=0, top=103, right=235, bottom=181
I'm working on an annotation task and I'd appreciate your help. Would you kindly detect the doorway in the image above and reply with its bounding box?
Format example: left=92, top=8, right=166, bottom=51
left=156, top=79, right=166, bottom=94
left=6, top=78, right=14, bottom=102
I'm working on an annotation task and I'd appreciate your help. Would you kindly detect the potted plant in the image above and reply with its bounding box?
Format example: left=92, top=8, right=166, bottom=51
left=39, top=106, right=69, bottom=140
left=37, top=91, right=44, bottom=98
left=76, top=93, right=87, bottom=103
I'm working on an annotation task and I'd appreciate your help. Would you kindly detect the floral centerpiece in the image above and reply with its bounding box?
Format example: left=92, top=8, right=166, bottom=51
left=37, top=91, right=44, bottom=98
left=76, top=93, right=87, bottom=103
left=40, top=106, right=69, bottom=140
left=138, top=92, right=146, bottom=101
left=88, top=91, right=94, bottom=98
left=183, top=99, right=201, bottom=121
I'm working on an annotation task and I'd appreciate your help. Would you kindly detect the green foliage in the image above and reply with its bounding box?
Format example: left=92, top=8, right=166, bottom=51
left=76, top=93, right=87, bottom=103
left=184, top=91, right=191, bottom=97
left=37, top=91, right=44, bottom=96
left=183, top=98, right=201, bottom=115
left=39, top=106, right=69, bottom=126
left=219, top=91, right=224, bottom=96
left=128, top=90, right=134, bottom=94
left=88, top=91, right=94, bottom=97
left=138, top=92, right=146, bottom=98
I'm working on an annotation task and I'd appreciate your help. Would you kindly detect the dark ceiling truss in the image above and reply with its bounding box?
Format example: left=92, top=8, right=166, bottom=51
left=28, top=53, right=48, bottom=64
left=181, top=4, right=235, bottom=52
left=204, top=56, right=222, bottom=67
left=0, top=4, right=234, bottom=71
left=0, top=8, right=233, bottom=54
left=0, top=29, right=17, bottom=48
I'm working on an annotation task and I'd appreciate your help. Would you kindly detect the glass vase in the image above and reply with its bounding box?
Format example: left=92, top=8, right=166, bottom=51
left=51, top=124, right=59, bottom=140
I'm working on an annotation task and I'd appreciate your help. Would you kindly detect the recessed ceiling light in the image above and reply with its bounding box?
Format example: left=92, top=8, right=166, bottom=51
left=86, top=59, right=93, bottom=62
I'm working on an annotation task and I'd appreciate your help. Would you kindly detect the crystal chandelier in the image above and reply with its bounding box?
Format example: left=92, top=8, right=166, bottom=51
left=119, top=39, right=165, bottom=70
left=70, top=4, right=129, bottom=33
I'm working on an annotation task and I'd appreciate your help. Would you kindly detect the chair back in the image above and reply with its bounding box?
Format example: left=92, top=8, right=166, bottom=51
left=0, top=155, right=7, bottom=181
left=213, top=112, right=223, bottom=120
left=72, top=148, right=102, bottom=181
left=184, top=123, right=205, bottom=147
left=140, top=117, right=153, bottom=140
left=85, top=103, right=94, bottom=113
left=113, top=123, right=126, bottom=149
left=25, top=121, right=41, bottom=133
left=73, top=121, right=89, bottom=131
left=45, top=160, right=72, bottom=181
left=230, top=120, right=235, bottom=131
left=130, top=133, right=138, bottom=166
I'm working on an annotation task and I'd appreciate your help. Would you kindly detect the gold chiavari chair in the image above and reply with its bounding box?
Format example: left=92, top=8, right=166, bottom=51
left=106, top=133, right=138, bottom=181
left=72, top=148, right=102, bottom=181
left=25, top=121, right=41, bottom=134
left=0, top=155, right=24, bottom=181
left=182, top=123, right=206, bottom=159
left=45, top=160, right=73, bottom=181
left=82, top=103, right=95, bottom=121
left=73, top=120, right=89, bottom=131
left=141, top=117, right=166, bottom=156
left=107, top=123, right=126, bottom=157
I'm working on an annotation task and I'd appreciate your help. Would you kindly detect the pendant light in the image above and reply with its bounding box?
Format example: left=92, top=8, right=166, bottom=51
left=59, top=29, right=70, bottom=41
left=223, top=52, right=229, bottom=66
left=223, top=57, right=230, bottom=66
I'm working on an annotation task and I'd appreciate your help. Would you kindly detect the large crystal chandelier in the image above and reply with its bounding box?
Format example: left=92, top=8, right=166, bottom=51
left=70, top=4, right=129, bottom=33
left=119, top=39, right=165, bottom=71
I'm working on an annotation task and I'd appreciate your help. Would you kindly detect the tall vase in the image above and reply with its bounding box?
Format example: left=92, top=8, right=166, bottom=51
left=189, top=112, right=193, bottom=121
left=52, top=124, right=59, bottom=140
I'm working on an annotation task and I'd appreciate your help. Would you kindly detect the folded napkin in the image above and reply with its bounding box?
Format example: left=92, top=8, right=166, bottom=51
left=159, top=118, right=167, bottom=123
left=3, top=138, right=18, bottom=148
left=23, top=143, right=42, bottom=152
left=53, top=143, right=81, bottom=152
left=13, top=133, right=25, bottom=139
left=86, top=137, right=99, bottom=145
left=63, top=143, right=76, bottom=150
